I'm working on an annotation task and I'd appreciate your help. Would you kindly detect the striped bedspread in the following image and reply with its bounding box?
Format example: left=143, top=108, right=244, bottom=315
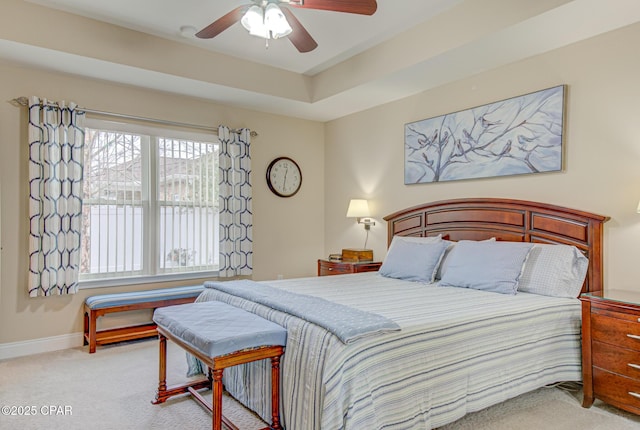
left=196, top=273, right=582, bottom=430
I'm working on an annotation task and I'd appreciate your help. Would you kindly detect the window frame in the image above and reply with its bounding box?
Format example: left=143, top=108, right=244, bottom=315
left=79, top=118, right=220, bottom=289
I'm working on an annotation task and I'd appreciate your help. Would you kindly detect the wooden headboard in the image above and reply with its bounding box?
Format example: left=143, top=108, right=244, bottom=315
left=383, top=198, right=609, bottom=294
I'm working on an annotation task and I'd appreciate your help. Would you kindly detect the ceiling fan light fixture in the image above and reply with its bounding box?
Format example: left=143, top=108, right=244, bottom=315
left=241, top=5, right=269, bottom=38
left=265, top=3, right=293, bottom=39
left=241, top=3, right=292, bottom=40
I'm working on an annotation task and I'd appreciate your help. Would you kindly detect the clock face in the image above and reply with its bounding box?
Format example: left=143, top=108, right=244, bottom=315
left=266, top=157, right=302, bottom=197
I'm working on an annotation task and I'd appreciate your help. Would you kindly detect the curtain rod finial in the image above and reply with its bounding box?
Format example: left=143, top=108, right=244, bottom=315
left=9, top=96, right=28, bottom=107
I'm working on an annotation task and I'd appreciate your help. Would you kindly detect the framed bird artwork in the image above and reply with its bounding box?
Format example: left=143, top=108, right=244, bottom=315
left=404, top=85, right=565, bottom=184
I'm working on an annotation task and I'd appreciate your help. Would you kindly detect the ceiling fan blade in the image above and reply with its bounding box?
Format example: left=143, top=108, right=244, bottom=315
left=281, top=8, right=318, bottom=53
left=290, top=0, right=377, bottom=15
left=195, top=6, right=246, bottom=39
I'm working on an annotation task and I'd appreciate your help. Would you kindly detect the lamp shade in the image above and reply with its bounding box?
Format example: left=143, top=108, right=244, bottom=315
left=637, top=200, right=640, bottom=213
left=346, top=199, right=370, bottom=218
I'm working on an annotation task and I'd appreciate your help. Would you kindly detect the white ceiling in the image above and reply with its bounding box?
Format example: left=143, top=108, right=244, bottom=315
left=24, top=0, right=463, bottom=75
left=5, top=0, right=640, bottom=121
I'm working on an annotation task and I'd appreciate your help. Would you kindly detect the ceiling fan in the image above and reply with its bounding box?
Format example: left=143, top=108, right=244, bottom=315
left=195, top=0, right=378, bottom=53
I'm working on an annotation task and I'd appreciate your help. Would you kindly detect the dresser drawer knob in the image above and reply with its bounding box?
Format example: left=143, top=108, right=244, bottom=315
left=627, top=334, right=640, bottom=341
left=629, top=392, right=640, bottom=400
left=629, top=363, right=640, bottom=370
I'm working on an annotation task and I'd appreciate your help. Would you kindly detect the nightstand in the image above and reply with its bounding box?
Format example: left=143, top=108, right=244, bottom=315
left=317, top=259, right=382, bottom=276
left=581, top=289, right=640, bottom=415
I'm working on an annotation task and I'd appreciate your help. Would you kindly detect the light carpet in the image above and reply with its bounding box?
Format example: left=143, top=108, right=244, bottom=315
left=0, top=339, right=639, bottom=430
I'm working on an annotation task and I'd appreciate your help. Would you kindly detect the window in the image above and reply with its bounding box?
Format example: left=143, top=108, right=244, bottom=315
left=80, top=119, right=219, bottom=286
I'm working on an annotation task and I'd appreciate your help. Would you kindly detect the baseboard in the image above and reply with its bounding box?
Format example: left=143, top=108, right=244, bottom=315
left=0, top=332, right=84, bottom=360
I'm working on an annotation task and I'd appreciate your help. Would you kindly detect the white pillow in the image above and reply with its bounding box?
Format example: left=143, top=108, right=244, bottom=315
left=517, top=244, right=588, bottom=298
left=438, top=241, right=533, bottom=295
left=380, top=237, right=449, bottom=283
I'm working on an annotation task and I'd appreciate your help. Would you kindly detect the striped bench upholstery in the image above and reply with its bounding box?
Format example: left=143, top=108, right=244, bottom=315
left=83, top=285, right=204, bottom=353
left=152, top=301, right=287, bottom=430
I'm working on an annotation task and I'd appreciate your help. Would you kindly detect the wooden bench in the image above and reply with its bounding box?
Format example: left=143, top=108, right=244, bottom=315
left=152, top=301, right=287, bottom=430
left=83, top=285, right=204, bottom=353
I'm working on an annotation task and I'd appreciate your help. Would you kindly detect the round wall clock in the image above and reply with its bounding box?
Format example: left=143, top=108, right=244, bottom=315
left=266, top=157, right=302, bottom=198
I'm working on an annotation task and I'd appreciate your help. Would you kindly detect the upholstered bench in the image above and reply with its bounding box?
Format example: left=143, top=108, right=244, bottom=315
left=152, top=301, right=287, bottom=430
left=83, top=285, right=204, bottom=353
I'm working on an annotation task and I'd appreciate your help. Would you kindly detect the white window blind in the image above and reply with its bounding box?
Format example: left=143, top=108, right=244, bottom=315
left=80, top=119, right=219, bottom=286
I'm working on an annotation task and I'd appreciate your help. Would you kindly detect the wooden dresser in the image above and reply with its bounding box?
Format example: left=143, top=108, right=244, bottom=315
left=317, top=259, right=381, bottom=276
left=581, top=290, right=640, bottom=415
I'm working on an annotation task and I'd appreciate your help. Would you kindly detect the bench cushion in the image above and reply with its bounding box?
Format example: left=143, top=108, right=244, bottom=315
left=85, top=285, right=205, bottom=310
left=153, top=301, right=287, bottom=358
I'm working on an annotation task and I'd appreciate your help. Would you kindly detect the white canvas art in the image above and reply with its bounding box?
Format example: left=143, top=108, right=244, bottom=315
left=404, top=85, right=565, bottom=184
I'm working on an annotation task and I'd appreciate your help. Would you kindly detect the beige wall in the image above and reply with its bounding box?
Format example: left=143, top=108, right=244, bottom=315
left=325, top=22, right=640, bottom=292
left=0, top=63, right=325, bottom=344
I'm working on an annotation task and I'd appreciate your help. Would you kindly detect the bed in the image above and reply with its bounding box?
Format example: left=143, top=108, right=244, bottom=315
left=194, top=198, right=608, bottom=430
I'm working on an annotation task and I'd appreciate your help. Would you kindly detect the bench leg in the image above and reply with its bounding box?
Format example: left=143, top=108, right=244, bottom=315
left=270, top=355, right=283, bottom=430
left=83, top=310, right=89, bottom=347
left=85, top=309, right=97, bottom=354
left=212, top=369, right=224, bottom=430
left=153, top=334, right=168, bottom=404
left=152, top=334, right=210, bottom=406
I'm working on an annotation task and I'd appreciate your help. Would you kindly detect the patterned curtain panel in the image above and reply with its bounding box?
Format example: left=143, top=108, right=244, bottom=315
left=28, top=97, right=86, bottom=297
left=218, top=126, right=253, bottom=277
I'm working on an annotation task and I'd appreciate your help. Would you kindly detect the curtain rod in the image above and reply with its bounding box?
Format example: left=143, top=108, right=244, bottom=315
left=9, top=97, right=258, bottom=137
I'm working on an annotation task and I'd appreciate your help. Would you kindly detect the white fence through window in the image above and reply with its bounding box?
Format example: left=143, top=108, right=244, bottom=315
left=84, top=206, right=219, bottom=273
